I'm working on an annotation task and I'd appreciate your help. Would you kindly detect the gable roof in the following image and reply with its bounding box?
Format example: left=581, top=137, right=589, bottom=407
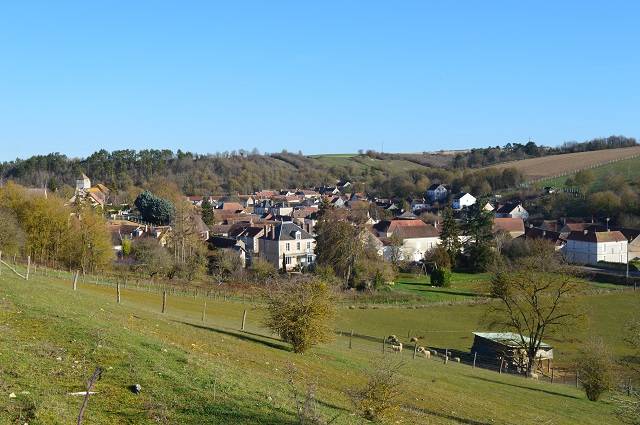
left=565, top=230, right=628, bottom=243
left=264, top=222, right=314, bottom=241
left=525, top=227, right=565, bottom=246
left=495, top=203, right=524, bottom=214
left=493, top=218, right=525, bottom=234
left=427, top=183, right=449, bottom=191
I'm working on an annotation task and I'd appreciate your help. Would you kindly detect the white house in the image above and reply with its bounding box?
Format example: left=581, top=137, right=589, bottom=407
left=495, top=203, right=529, bottom=221
left=452, top=193, right=476, bottom=210
left=372, top=219, right=441, bottom=262
left=563, top=230, right=628, bottom=265
left=426, top=184, right=450, bottom=202
left=258, top=222, right=316, bottom=271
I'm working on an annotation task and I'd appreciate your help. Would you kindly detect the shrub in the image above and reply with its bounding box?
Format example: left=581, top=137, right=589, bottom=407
left=577, top=339, right=615, bottom=401
left=430, top=268, right=452, bottom=287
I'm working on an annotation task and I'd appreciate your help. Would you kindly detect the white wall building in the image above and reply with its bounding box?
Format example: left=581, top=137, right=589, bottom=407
left=563, top=230, right=628, bottom=265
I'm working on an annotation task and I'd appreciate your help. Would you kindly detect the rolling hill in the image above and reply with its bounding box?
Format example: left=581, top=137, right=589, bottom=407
left=485, top=146, right=640, bottom=182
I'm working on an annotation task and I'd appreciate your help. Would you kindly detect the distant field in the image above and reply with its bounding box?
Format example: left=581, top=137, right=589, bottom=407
left=536, top=154, right=640, bottom=192
left=487, top=146, right=640, bottom=181
left=311, top=154, right=426, bottom=174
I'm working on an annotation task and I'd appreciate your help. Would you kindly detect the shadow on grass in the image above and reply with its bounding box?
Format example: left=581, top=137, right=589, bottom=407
left=469, top=375, right=582, bottom=399
left=176, top=321, right=290, bottom=352
left=403, top=404, right=495, bottom=425
left=396, top=284, right=477, bottom=298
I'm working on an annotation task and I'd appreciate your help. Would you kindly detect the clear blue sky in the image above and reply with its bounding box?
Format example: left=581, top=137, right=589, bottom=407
left=1, top=1, right=638, bottom=161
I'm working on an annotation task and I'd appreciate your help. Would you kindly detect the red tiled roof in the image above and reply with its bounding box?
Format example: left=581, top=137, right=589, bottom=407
left=565, top=230, right=627, bottom=243
left=493, top=218, right=525, bottom=233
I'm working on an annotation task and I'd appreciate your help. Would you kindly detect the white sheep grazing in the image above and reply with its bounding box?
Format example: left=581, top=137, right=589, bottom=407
left=410, top=337, right=418, bottom=343
left=453, top=357, right=460, bottom=363
left=424, top=350, right=431, bottom=359
left=417, top=346, right=425, bottom=353
left=430, top=349, right=437, bottom=356
left=392, top=343, right=403, bottom=353
left=530, top=372, right=539, bottom=380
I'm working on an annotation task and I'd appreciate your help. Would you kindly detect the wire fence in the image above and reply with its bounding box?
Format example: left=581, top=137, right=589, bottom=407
left=5, top=255, right=639, bottom=397
left=337, top=330, right=640, bottom=395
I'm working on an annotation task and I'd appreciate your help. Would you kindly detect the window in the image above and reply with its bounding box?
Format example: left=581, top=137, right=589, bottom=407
left=285, top=256, right=292, bottom=265
left=306, top=242, right=311, bottom=250
left=297, top=242, right=301, bottom=251
left=285, top=243, right=290, bottom=251
left=295, top=231, right=301, bottom=240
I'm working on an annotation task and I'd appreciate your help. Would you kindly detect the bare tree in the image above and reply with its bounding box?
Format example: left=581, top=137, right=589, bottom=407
left=487, top=239, right=585, bottom=376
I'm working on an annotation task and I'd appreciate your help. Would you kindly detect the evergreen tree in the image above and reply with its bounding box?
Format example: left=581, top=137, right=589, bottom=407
left=134, top=190, right=174, bottom=225
left=463, top=203, right=496, bottom=272
left=200, top=196, right=215, bottom=226
left=438, top=208, right=461, bottom=267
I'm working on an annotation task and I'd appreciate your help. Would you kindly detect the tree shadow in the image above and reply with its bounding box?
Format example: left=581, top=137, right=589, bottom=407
left=175, top=321, right=290, bottom=352
left=469, top=375, right=582, bottom=399
left=403, top=404, right=496, bottom=425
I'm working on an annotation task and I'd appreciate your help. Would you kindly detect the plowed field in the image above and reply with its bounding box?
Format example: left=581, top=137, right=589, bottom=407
left=486, top=146, right=640, bottom=181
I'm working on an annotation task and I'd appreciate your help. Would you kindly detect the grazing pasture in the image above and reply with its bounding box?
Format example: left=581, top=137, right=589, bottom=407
left=0, top=270, right=637, bottom=424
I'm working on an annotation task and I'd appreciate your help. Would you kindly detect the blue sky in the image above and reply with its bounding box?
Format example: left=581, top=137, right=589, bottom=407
left=1, top=1, right=638, bottom=161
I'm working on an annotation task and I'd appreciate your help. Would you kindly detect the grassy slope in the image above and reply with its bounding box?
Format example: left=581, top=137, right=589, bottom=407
left=486, top=146, right=640, bottom=181
left=310, top=154, right=428, bottom=176
left=1, top=271, right=637, bottom=424
left=538, top=154, right=640, bottom=192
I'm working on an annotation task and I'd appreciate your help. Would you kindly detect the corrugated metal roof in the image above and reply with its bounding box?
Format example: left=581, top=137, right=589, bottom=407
left=473, top=332, right=552, bottom=349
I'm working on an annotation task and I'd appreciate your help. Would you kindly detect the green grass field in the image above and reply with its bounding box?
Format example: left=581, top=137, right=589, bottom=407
left=0, top=270, right=638, bottom=424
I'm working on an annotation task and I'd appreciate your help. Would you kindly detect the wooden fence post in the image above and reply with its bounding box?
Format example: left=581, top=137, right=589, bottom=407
left=551, top=368, right=554, bottom=384
left=202, top=302, right=206, bottom=322
left=350, top=331, right=353, bottom=349
left=162, top=291, right=167, bottom=314
left=499, top=358, right=503, bottom=374
left=26, top=256, right=30, bottom=281
left=241, top=309, right=247, bottom=330
left=73, top=270, right=79, bottom=291
left=117, top=283, right=121, bottom=304
left=382, top=338, right=386, bottom=353
left=576, top=371, right=579, bottom=388
left=0, top=251, right=2, bottom=276
left=473, top=352, right=477, bottom=369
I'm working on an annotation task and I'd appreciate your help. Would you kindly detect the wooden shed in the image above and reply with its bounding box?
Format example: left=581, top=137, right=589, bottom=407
left=471, top=332, right=553, bottom=371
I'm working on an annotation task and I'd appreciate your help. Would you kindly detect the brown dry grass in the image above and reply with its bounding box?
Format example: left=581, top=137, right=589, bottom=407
left=486, top=146, right=640, bottom=181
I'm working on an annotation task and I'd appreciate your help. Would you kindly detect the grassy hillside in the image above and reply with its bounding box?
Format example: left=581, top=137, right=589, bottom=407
left=487, top=146, right=640, bottom=182
left=1, top=270, right=637, bottom=424
left=537, top=154, right=640, bottom=193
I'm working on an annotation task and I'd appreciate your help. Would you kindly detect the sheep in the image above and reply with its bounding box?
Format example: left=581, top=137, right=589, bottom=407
left=387, top=335, right=399, bottom=344
left=410, top=337, right=418, bottom=344
left=453, top=357, right=460, bottom=363
left=530, top=372, right=539, bottom=380
left=424, top=350, right=431, bottom=359
left=417, top=346, right=425, bottom=353
left=391, top=343, right=403, bottom=353
left=430, top=349, right=437, bottom=356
